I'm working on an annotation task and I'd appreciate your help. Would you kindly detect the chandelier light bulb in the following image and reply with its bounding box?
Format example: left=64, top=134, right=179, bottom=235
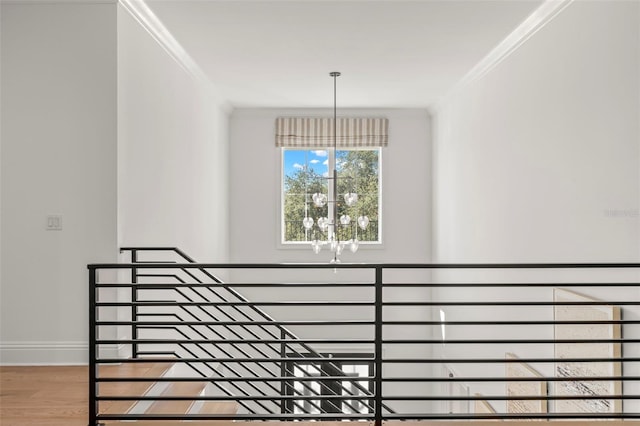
left=302, top=217, right=314, bottom=230
left=312, top=193, right=327, bottom=207
left=344, top=192, right=358, bottom=207
left=317, top=217, right=329, bottom=232
left=357, top=215, right=370, bottom=230
left=339, top=214, right=351, bottom=225
left=350, top=238, right=359, bottom=253
left=311, top=239, right=322, bottom=254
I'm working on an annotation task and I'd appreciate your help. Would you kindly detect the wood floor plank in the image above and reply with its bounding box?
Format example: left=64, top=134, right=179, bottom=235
left=0, top=366, right=89, bottom=426
left=99, top=361, right=173, bottom=378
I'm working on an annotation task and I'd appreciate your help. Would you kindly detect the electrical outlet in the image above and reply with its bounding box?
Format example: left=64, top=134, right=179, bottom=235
left=46, top=215, right=62, bottom=231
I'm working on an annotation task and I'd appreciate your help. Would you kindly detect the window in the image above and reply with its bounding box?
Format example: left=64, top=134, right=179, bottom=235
left=282, top=147, right=381, bottom=244
left=283, top=353, right=374, bottom=415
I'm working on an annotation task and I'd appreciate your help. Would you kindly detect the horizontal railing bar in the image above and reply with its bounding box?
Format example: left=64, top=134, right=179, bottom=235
left=96, top=338, right=375, bottom=344
left=95, top=281, right=640, bottom=288
left=97, top=320, right=375, bottom=326
left=134, top=351, right=176, bottom=356
left=96, top=282, right=375, bottom=288
left=380, top=395, right=638, bottom=400
left=121, top=246, right=179, bottom=251
left=382, top=338, right=637, bottom=344
left=97, top=376, right=375, bottom=382
left=136, top=324, right=370, bottom=333
left=96, top=413, right=375, bottom=420
left=381, top=376, right=636, bottom=382
left=97, top=395, right=374, bottom=401
left=95, top=356, right=634, bottom=365
left=100, top=358, right=637, bottom=367
left=383, top=320, right=640, bottom=325
left=96, top=320, right=640, bottom=326
left=96, top=300, right=640, bottom=306
left=95, top=301, right=375, bottom=306
left=135, top=313, right=178, bottom=317
left=95, top=300, right=640, bottom=307
left=382, top=357, right=640, bottom=363
left=96, top=357, right=374, bottom=363
left=95, top=415, right=243, bottom=421
left=89, top=262, right=640, bottom=269
left=94, top=375, right=636, bottom=383
left=382, top=301, right=640, bottom=306
left=381, top=282, right=640, bottom=287
left=94, top=412, right=640, bottom=421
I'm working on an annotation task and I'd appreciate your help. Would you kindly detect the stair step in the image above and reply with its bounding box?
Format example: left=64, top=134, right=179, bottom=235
left=99, top=361, right=173, bottom=378
left=198, top=400, right=239, bottom=415
left=98, top=362, right=173, bottom=415
left=144, top=381, right=208, bottom=415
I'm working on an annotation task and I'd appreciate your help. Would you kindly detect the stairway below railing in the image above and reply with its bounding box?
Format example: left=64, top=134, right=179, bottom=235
left=95, top=247, right=385, bottom=420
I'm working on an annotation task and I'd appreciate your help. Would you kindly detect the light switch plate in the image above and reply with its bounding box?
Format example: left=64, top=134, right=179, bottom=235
left=46, top=215, right=62, bottom=230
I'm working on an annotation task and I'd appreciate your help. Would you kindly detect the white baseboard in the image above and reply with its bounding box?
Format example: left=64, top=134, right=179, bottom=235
left=0, top=341, right=122, bottom=365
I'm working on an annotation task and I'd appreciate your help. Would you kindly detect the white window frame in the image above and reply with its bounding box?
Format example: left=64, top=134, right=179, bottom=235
left=280, top=147, right=383, bottom=248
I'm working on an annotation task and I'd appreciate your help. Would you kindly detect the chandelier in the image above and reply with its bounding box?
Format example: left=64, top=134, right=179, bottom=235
left=302, top=72, right=370, bottom=263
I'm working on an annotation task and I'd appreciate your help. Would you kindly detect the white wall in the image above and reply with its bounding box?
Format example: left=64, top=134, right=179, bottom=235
left=433, top=0, right=639, bottom=264
left=229, top=108, right=431, bottom=265
left=0, top=2, right=118, bottom=364
left=431, top=0, right=640, bottom=414
left=117, top=5, right=230, bottom=263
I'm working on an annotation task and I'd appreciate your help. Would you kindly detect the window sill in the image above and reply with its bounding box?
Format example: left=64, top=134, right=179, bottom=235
left=277, top=242, right=384, bottom=251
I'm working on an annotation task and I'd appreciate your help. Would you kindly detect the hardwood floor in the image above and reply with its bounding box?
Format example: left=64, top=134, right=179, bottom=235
left=0, top=365, right=89, bottom=426
left=0, top=365, right=232, bottom=425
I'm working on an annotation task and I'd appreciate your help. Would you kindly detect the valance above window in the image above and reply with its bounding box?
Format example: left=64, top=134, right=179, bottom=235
left=275, top=117, right=388, bottom=148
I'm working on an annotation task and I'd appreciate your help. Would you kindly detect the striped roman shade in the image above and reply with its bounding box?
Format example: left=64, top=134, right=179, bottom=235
left=275, top=117, right=388, bottom=148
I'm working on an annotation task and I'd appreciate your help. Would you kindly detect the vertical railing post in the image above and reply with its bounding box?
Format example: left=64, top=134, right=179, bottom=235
left=131, top=249, right=139, bottom=358
left=374, top=266, right=383, bottom=426
left=280, top=329, right=287, bottom=414
left=88, top=266, right=99, bottom=426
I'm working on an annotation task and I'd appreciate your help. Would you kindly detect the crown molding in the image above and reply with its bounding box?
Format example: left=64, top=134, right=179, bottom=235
left=118, top=0, right=208, bottom=84
left=118, top=0, right=232, bottom=112
left=432, top=0, right=574, bottom=113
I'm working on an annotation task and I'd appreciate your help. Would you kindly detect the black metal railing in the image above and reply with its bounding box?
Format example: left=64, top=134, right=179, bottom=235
left=96, top=247, right=384, bottom=420
left=88, top=256, right=640, bottom=424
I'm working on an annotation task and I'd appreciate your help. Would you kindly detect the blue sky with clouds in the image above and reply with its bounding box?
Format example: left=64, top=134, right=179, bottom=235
left=283, top=149, right=328, bottom=177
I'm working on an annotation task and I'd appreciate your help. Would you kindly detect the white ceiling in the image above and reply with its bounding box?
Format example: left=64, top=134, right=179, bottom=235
left=144, top=0, right=544, bottom=109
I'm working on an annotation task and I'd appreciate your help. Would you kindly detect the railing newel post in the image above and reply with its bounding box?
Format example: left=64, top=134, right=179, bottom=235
left=374, top=265, right=383, bottom=426
left=88, top=266, right=99, bottom=426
